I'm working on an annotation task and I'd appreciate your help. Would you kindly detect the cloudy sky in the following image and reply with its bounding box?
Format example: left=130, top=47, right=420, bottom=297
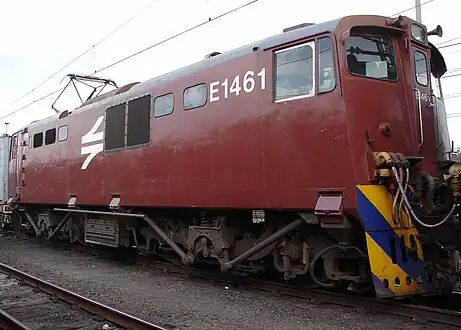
left=1, top=0, right=460, bottom=144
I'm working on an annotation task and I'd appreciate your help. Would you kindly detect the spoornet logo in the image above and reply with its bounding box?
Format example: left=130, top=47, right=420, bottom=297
left=80, top=116, right=104, bottom=170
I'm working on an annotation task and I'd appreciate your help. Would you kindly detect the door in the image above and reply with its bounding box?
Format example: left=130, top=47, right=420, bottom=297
left=18, top=130, right=27, bottom=193
left=411, top=44, right=437, bottom=172
left=8, top=134, right=19, bottom=199
left=8, top=130, right=28, bottom=200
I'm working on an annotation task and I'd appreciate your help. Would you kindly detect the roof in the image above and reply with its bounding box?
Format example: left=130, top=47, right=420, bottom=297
left=25, top=15, right=344, bottom=131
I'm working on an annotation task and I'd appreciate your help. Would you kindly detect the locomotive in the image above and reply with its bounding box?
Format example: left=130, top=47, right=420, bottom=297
left=1, top=14, right=459, bottom=299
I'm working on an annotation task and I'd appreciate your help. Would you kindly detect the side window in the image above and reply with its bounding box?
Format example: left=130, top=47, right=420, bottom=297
left=58, top=125, right=68, bottom=141
left=127, top=95, right=151, bottom=147
left=318, top=37, right=336, bottom=93
left=184, top=84, right=207, bottom=110
left=414, top=51, right=428, bottom=86
left=344, top=36, right=397, bottom=81
left=45, top=128, right=56, bottom=145
left=274, top=41, right=315, bottom=101
left=105, top=104, right=126, bottom=150
left=33, top=132, right=43, bottom=148
left=154, top=93, right=174, bottom=118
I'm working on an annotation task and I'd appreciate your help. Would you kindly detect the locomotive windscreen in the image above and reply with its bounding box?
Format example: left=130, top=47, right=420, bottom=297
left=435, top=97, right=452, bottom=161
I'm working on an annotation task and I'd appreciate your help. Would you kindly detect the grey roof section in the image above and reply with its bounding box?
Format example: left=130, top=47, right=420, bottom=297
left=74, top=17, right=341, bottom=111
left=129, top=17, right=340, bottom=92
left=25, top=16, right=342, bottom=131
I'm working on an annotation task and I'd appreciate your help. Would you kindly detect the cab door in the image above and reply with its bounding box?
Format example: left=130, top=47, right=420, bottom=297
left=8, top=133, right=19, bottom=199
left=411, top=44, right=437, bottom=172
left=8, top=130, right=27, bottom=200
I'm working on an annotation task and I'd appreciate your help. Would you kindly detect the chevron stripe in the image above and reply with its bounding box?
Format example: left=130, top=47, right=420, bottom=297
left=356, top=185, right=437, bottom=298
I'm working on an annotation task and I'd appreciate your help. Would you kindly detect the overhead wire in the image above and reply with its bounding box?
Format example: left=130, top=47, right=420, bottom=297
left=95, top=0, right=440, bottom=77
left=0, top=0, right=260, bottom=122
left=438, top=41, right=461, bottom=49
left=1, top=0, right=163, bottom=112
left=0, top=88, right=64, bottom=122
left=435, top=36, right=461, bottom=46
left=443, top=72, right=461, bottom=79
left=389, top=0, right=437, bottom=17
left=91, top=0, right=259, bottom=75
left=1, top=0, right=453, bottom=122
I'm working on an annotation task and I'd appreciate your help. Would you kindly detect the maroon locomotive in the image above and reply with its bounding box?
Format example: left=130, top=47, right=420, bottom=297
left=3, top=14, right=460, bottom=299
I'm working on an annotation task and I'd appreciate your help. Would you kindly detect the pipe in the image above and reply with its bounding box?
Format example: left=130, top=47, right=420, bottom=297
left=53, top=208, right=146, bottom=218
left=309, top=245, right=338, bottom=288
left=47, top=212, right=72, bottom=240
left=142, top=214, right=187, bottom=264
left=53, top=207, right=187, bottom=264
left=221, top=218, right=304, bottom=272
left=21, top=211, right=39, bottom=236
left=392, top=167, right=457, bottom=228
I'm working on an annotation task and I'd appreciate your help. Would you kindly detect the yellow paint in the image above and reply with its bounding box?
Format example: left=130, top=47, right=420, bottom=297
left=366, top=233, right=424, bottom=295
left=357, top=184, right=424, bottom=261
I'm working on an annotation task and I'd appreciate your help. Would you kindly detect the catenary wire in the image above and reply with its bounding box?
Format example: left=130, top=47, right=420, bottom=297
left=0, top=88, right=64, bottom=122
left=0, top=0, right=260, bottom=121
left=436, top=36, right=461, bottom=46
left=438, top=41, right=461, bottom=49
left=0, top=0, right=439, bottom=119
left=0, top=0, right=452, bottom=121
left=92, top=0, right=259, bottom=75
left=389, top=0, right=437, bottom=17
left=1, top=0, right=163, bottom=111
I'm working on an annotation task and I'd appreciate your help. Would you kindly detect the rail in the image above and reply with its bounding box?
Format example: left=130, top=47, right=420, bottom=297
left=3, top=231, right=461, bottom=328
left=0, top=263, right=167, bottom=330
left=145, top=260, right=461, bottom=328
left=0, top=308, right=30, bottom=330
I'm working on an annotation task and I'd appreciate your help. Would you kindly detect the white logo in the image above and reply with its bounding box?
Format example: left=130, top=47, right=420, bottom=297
left=80, top=116, right=104, bottom=170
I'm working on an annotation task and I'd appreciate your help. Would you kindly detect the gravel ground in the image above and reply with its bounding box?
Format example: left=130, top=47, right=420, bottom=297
left=0, top=273, right=109, bottom=329
left=0, top=235, right=456, bottom=330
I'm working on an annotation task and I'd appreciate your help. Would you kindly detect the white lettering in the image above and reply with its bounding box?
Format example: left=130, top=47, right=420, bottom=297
left=209, top=68, right=266, bottom=103
left=243, top=70, right=255, bottom=93
left=257, top=68, right=266, bottom=90
left=221, top=78, right=229, bottom=99
left=210, top=81, right=220, bottom=102
left=230, top=75, right=241, bottom=96
left=81, top=116, right=104, bottom=170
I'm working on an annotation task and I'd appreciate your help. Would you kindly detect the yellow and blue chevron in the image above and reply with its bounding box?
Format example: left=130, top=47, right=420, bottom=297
left=357, top=184, right=438, bottom=298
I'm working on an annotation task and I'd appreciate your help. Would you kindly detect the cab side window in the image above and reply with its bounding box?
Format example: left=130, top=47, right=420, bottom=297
left=274, top=41, right=315, bottom=101
left=414, top=51, right=428, bottom=86
left=317, top=37, right=336, bottom=93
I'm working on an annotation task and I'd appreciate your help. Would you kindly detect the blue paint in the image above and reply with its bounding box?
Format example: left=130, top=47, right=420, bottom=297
left=357, top=188, right=437, bottom=293
left=372, top=274, right=395, bottom=298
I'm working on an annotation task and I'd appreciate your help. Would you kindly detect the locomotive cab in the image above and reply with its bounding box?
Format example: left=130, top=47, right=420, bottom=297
left=339, top=16, right=461, bottom=297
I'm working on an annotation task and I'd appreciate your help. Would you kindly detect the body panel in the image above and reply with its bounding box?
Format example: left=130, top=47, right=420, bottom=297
left=19, top=24, right=354, bottom=211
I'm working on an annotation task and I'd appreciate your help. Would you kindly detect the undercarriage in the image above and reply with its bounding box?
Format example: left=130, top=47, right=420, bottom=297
left=4, top=205, right=373, bottom=294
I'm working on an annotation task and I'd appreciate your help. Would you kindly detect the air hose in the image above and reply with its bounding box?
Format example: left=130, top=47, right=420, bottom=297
left=417, top=171, right=452, bottom=214
left=392, top=166, right=457, bottom=228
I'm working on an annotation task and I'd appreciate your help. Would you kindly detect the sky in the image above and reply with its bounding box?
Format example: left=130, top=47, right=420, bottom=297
left=0, top=0, right=460, bottom=145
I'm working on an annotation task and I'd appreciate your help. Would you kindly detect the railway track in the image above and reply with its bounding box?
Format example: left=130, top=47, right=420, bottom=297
left=0, top=261, right=167, bottom=330
left=143, top=260, right=461, bottom=328
left=3, top=230, right=461, bottom=329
